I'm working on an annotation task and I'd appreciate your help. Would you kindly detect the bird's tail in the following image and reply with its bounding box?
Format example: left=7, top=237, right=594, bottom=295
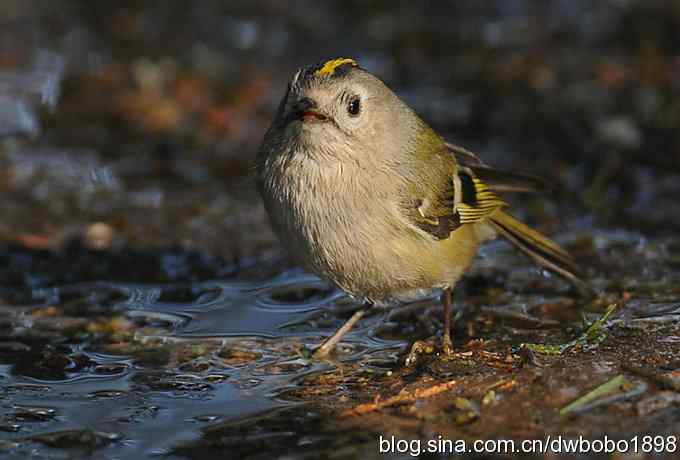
left=489, top=210, right=591, bottom=294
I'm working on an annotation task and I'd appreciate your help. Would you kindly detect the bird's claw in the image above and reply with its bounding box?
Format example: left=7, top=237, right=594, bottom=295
left=405, top=340, right=435, bottom=366
left=405, top=335, right=456, bottom=366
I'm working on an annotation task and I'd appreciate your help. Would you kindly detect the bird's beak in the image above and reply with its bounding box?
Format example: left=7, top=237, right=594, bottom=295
left=292, top=97, right=328, bottom=122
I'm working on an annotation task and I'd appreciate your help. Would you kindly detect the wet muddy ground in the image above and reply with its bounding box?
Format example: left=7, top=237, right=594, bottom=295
left=1, top=1, right=680, bottom=459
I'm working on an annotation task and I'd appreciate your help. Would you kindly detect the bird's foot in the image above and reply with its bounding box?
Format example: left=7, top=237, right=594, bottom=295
left=405, top=340, right=435, bottom=367
left=441, top=334, right=454, bottom=358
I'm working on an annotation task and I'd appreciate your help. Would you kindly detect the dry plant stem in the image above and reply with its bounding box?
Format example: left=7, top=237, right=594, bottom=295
left=313, top=302, right=371, bottom=358
left=341, top=379, right=458, bottom=417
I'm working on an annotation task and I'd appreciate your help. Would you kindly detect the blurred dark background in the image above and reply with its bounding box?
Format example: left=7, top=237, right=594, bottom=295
left=2, top=0, right=680, bottom=266
left=3, top=4, right=680, bottom=457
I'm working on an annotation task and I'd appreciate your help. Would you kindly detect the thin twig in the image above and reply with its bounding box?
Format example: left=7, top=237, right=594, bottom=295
left=341, top=379, right=458, bottom=417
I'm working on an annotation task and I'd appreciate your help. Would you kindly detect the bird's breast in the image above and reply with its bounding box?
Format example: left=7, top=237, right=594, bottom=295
left=259, top=150, right=481, bottom=300
left=263, top=154, right=375, bottom=256
left=263, top=154, right=392, bottom=278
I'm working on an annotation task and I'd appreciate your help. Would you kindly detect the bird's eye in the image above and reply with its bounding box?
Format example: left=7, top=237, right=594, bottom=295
left=347, top=96, right=361, bottom=117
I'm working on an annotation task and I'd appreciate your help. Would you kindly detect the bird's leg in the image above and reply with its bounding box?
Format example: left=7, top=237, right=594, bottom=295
left=405, top=288, right=455, bottom=365
left=441, top=287, right=454, bottom=356
left=313, top=301, right=372, bottom=358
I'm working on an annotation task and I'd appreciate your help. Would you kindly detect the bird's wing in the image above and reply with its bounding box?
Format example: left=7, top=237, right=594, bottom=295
left=445, top=142, right=484, bottom=167
left=407, top=165, right=507, bottom=240
left=446, top=142, right=552, bottom=194
left=410, top=143, right=589, bottom=293
left=455, top=168, right=508, bottom=224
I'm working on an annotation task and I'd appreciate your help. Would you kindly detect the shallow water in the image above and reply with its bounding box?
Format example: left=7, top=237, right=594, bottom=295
left=0, top=270, right=409, bottom=458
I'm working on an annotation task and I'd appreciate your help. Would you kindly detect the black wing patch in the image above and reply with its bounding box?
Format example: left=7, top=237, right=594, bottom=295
left=410, top=170, right=507, bottom=240
left=459, top=171, right=478, bottom=206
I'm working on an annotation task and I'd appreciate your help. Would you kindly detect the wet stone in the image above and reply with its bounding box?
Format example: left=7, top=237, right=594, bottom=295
left=193, top=414, right=221, bottom=423
left=89, top=390, right=127, bottom=398
left=11, top=406, right=57, bottom=422
left=0, top=440, right=21, bottom=451
left=28, top=429, right=121, bottom=449
left=4, top=384, right=51, bottom=394
left=178, top=358, right=213, bottom=373
left=256, top=359, right=310, bottom=375
left=203, top=374, right=228, bottom=383
left=115, top=405, right=160, bottom=424
left=93, top=363, right=129, bottom=374
left=131, top=346, right=172, bottom=367
left=0, top=423, right=21, bottom=433
left=11, top=350, right=75, bottom=380
left=235, top=378, right=262, bottom=390
left=218, top=348, right=262, bottom=366
left=132, top=372, right=214, bottom=393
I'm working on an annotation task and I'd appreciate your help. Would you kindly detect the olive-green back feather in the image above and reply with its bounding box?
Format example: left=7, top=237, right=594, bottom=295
left=406, top=142, right=589, bottom=293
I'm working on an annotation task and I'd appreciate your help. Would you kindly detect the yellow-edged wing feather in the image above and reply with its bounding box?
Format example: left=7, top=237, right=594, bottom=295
left=456, top=175, right=507, bottom=224
left=457, top=169, right=589, bottom=292
left=407, top=153, right=589, bottom=294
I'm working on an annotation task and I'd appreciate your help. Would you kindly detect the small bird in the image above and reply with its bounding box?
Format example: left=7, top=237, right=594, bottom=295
left=256, top=58, right=587, bottom=359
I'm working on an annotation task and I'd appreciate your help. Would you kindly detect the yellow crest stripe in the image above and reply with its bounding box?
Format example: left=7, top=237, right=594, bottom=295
left=315, top=58, right=357, bottom=76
